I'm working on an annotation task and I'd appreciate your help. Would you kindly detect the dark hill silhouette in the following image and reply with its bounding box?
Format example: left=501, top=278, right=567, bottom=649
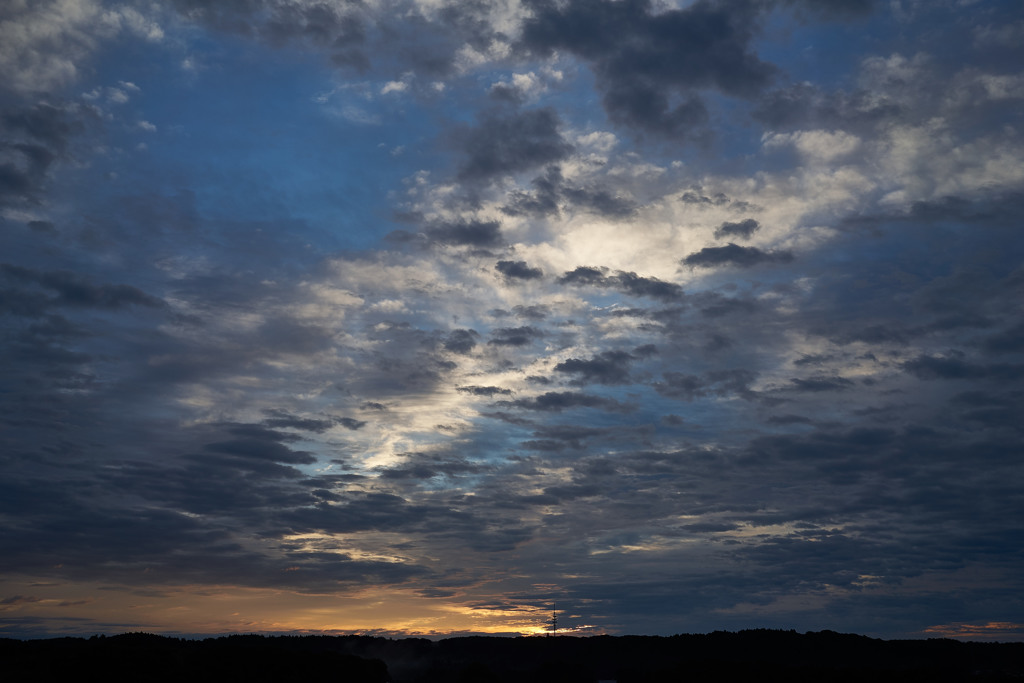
left=2, top=629, right=1022, bottom=682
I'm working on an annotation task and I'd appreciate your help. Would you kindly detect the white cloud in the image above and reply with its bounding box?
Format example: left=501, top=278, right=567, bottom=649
left=0, top=0, right=164, bottom=93
left=763, top=130, right=862, bottom=164
left=490, top=67, right=563, bottom=101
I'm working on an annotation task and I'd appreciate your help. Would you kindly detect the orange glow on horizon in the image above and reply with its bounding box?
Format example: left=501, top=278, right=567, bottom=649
left=921, top=622, right=1024, bottom=641
left=0, top=577, right=593, bottom=638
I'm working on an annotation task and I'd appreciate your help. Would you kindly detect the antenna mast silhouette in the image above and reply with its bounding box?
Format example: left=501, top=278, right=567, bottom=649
left=548, top=604, right=557, bottom=637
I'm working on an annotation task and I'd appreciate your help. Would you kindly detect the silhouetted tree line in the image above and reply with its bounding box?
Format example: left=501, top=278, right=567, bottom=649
left=2, top=629, right=1022, bottom=682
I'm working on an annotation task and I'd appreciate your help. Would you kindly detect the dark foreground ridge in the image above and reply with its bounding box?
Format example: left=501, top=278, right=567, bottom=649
left=3, top=629, right=1023, bottom=682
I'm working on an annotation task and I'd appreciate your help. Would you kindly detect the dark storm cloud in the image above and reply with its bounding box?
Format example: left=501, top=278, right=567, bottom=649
left=754, top=13, right=1022, bottom=136
left=7, top=414, right=540, bottom=591
left=558, top=265, right=609, bottom=286
left=336, top=321, right=474, bottom=396
left=443, top=328, right=480, bottom=354
left=457, top=385, right=513, bottom=397
left=495, top=260, right=544, bottom=281
left=204, top=437, right=316, bottom=465
left=258, top=411, right=364, bottom=433
left=834, top=324, right=910, bottom=346
left=778, top=193, right=1024, bottom=361
left=337, top=417, right=368, bottom=431
left=169, top=0, right=369, bottom=69
left=680, top=521, right=739, bottom=533
left=982, top=320, right=1024, bottom=354
left=0, top=490, right=428, bottom=591
left=554, top=350, right=635, bottom=386
left=285, top=489, right=532, bottom=552
left=503, top=391, right=634, bottom=413
left=0, top=264, right=164, bottom=312
left=377, top=451, right=488, bottom=481
left=781, top=0, right=876, bottom=20
left=501, top=164, right=637, bottom=218
left=902, top=354, right=1024, bottom=382
left=0, top=286, right=49, bottom=317
left=254, top=316, right=335, bottom=355
left=501, top=165, right=563, bottom=217
left=561, top=185, right=638, bottom=218
left=524, top=421, right=610, bottom=454
left=388, top=219, right=504, bottom=249
left=490, top=305, right=551, bottom=320
left=261, top=409, right=336, bottom=433
left=488, top=325, right=544, bottom=347
left=680, top=189, right=729, bottom=206
left=949, top=391, right=1024, bottom=431
left=456, top=107, right=573, bottom=182
left=753, top=81, right=902, bottom=131
left=767, top=414, right=814, bottom=425
left=0, top=423, right=437, bottom=592
left=513, top=304, right=550, bottom=320
left=0, top=102, right=83, bottom=207
left=789, top=375, right=855, bottom=392
left=654, top=369, right=757, bottom=401
left=849, top=193, right=1024, bottom=233
left=532, top=424, right=610, bottom=445
left=27, top=220, right=56, bottom=233
left=429, top=219, right=504, bottom=247
left=261, top=2, right=366, bottom=61
left=682, top=243, right=794, bottom=269
left=714, top=218, right=760, bottom=240
left=615, top=271, right=685, bottom=301
left=558, top=266, right=684, bottom=302
left=519, top=0, right=775, bottom=137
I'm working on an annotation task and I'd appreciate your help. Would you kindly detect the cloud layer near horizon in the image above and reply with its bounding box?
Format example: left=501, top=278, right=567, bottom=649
left=2, top=0, right=1023, bottom=641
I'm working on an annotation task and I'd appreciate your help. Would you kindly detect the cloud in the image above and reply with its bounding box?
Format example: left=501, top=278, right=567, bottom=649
left=456, top=107, right=573, bottom=182
left=561, top=185, right=637, bottom=218
left=0, top=264, right=165, bottom=311
left=337, top=417, right=368, bottom=431
left=169, top=0, right=368, bottom=69
left=501, top=164, right=563, bottom=217
left=902, top=354, right=1024, bottom=382
left=558, top=265, right=608, bottom=286
left=682, top=244, right=794, bottom=269
left=457, top=385, right=513, bottom=397
left=378, top=451, right=488, bottom=481
left=519, top=0, right=775, bottom=136
left=654, top=369, right=757, bottom=401
left=613, top=271, right=684, bottom=302
left=714, top=218, right=760, bottom=240
left=500, top=163, right=638, bottom=219
left=0, top=1, right=159, bottom=93
left=389, top=219, right=505, bottom=249
left=444, top=328, right=480, bottom=354
left=558, top=267, right=684, bottom=302
left=982, top=321, right=1024, bottom=354
left=495, top=260, right=544, bottom=281
left=789, top=375, right=856, bottom=392
left=3, top=0, right=1024, bottom=641
left=261, top=410, right=336, bottom=433
left=488, top=326, right=544, bottom=347
left=554, top=350, right=635, bottom=386
left=503, top=391, right=633, bottom=413
left=0, top=102, right=84, bottom=207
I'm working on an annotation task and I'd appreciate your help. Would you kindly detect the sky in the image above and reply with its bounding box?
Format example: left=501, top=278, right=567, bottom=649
left=2, top=0, right=1023, bottom=642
